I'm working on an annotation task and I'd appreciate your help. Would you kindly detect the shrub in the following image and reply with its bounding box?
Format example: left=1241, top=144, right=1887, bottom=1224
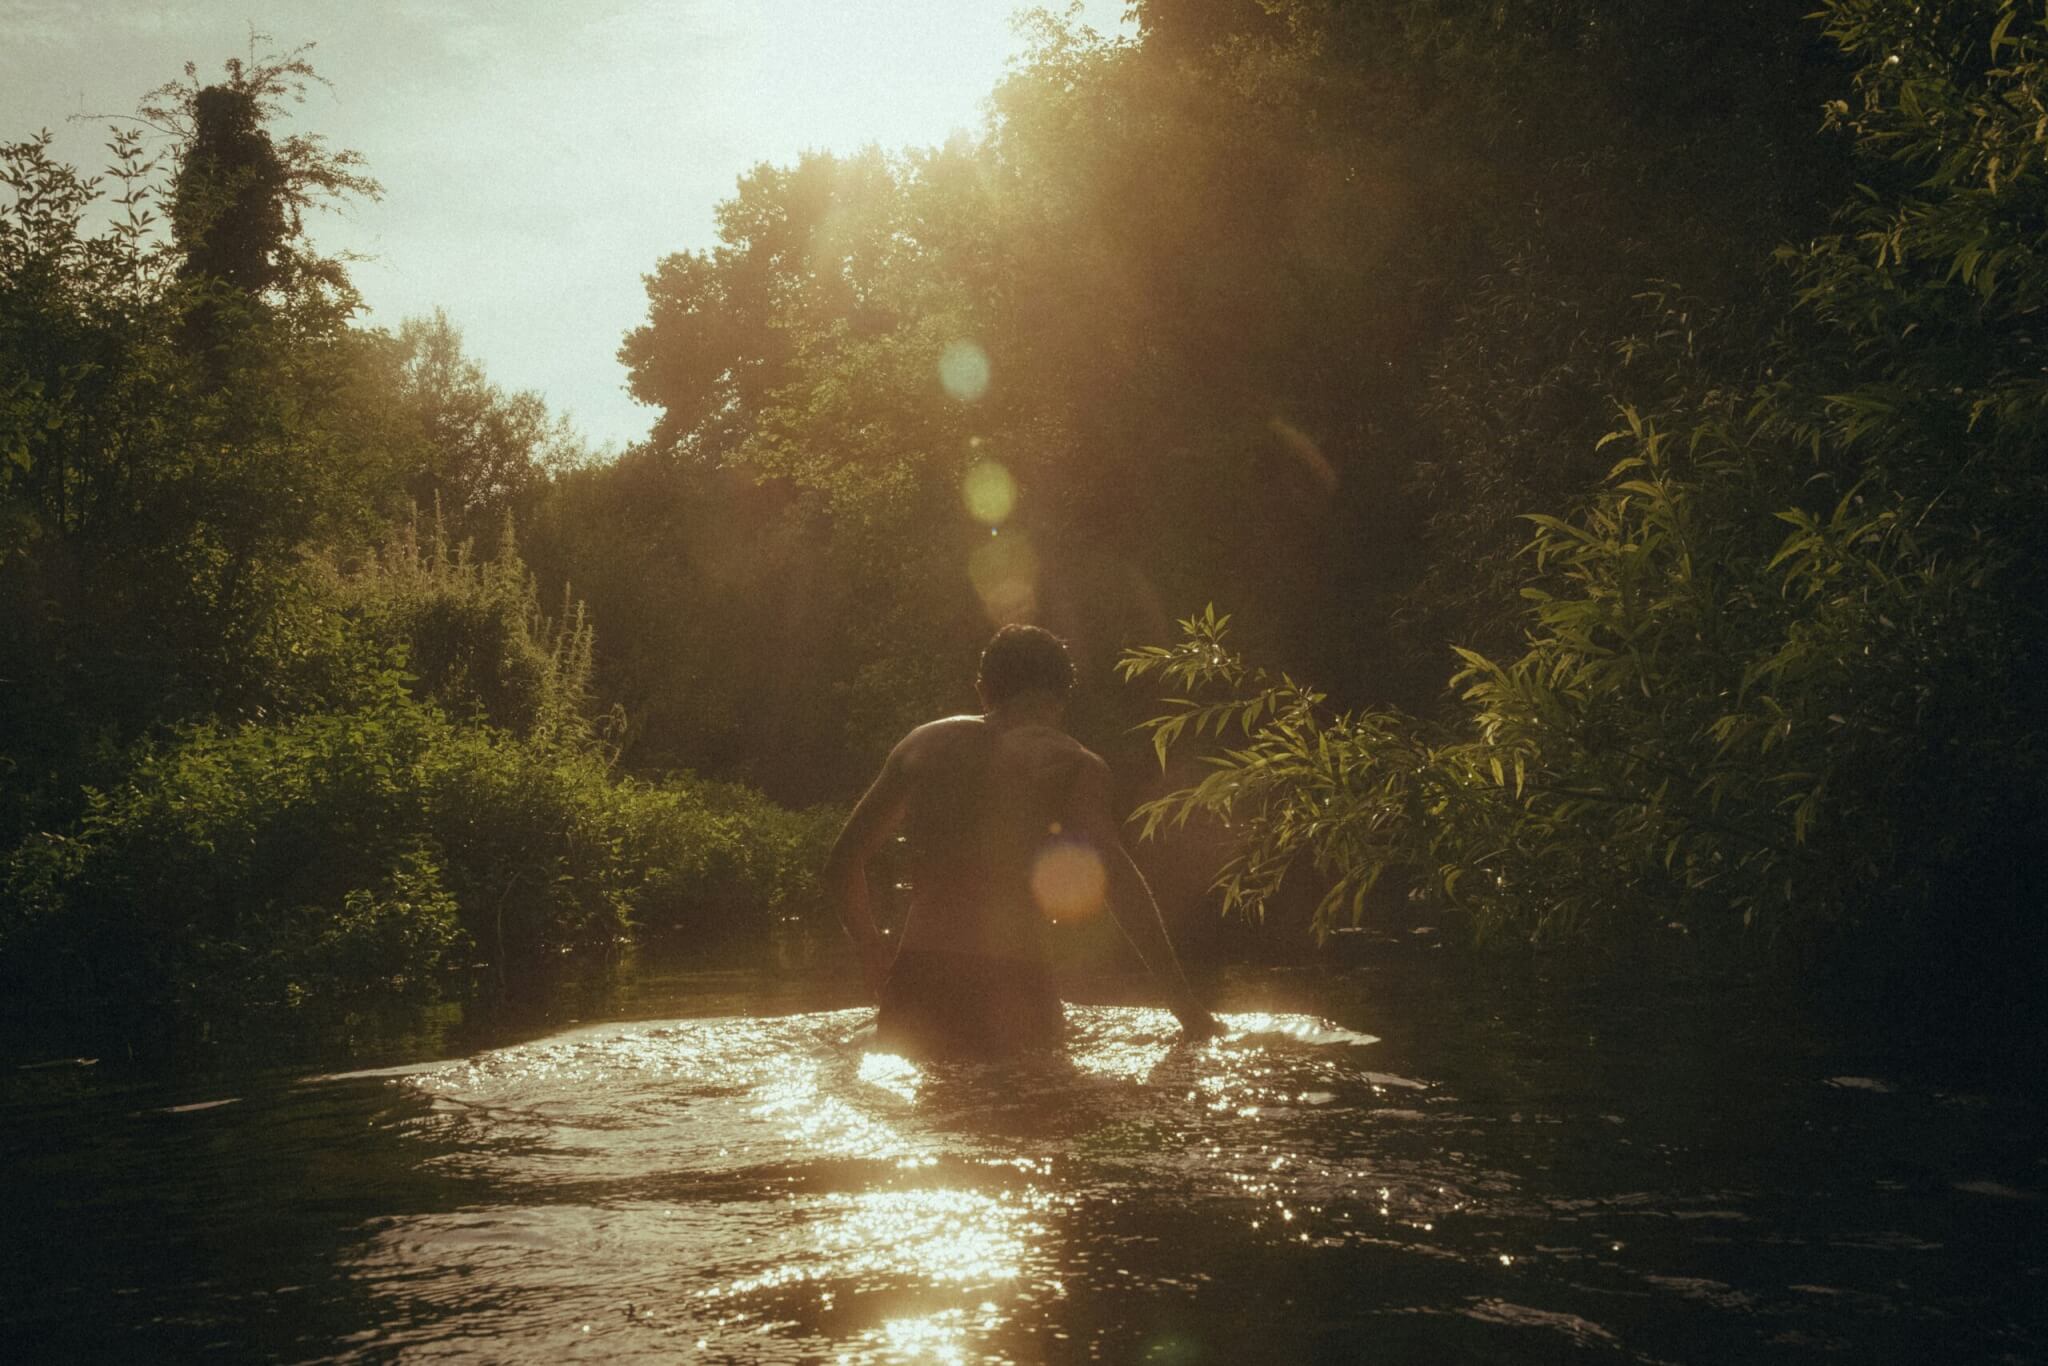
left=0, top=681, right=467, bottom=1047
left=0, top=669, right=839, bottom=1053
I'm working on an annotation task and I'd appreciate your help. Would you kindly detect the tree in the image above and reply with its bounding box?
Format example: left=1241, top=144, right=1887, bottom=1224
left=0, top=52, right=841, bottom=1063
left=134, top=39, right=379, bottom=303
left=376, top=312, right=585, bottom=541
left=0, top=48, right=379, bottom=837
left=171, top=82, right=288, bottom=293
left=1121, top=1, right=2048, bottom=1027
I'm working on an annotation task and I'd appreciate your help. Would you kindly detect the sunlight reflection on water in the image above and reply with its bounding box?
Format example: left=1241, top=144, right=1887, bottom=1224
left=380, top=1004, right=1394, bottom=1361
left=9, top=967, right=2044, bottom=1362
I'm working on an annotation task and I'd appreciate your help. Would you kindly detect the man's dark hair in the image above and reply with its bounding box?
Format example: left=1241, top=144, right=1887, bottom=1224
left=977, top=624, right=1075, bottom=705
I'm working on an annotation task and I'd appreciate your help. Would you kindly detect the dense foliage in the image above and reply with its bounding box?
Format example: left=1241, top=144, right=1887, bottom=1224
left=1121, top=2, right=2048, bottom=1015
left=560, top=0, right=1852, bottom=806
left=0, top=50, right=835, bottom=1058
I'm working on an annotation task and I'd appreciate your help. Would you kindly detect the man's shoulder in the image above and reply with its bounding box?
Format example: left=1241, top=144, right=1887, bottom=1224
left=892, top=714, right=984, bottom=758
left=905, top=714, right=984, bottom=741
left=895, top=716, right=1100, bottom=760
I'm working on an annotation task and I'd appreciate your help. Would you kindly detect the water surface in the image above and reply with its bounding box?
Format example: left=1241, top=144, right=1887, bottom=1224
left=3, top=957, right=2042, bottom=1362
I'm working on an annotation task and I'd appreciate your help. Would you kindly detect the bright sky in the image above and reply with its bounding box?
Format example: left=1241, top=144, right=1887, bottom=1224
left=1, top=0, right=1129, bottom=450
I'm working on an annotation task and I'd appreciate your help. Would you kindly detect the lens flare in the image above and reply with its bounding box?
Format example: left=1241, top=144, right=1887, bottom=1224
left=939, top=340, right=990, bottom=401
left=968, top=530, right=1037, bottom=624
left=1031, top=840, right=1107, bottom=920
left=1268, top=416, right=1338, bottom=493
left=961, top=460, right=1018, bottom=525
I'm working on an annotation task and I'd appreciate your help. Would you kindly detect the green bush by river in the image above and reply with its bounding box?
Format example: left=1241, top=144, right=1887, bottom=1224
left=0, top=527, right=838, bottom=1058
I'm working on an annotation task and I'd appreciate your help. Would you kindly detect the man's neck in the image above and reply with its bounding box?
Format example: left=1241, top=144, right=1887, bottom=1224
left=984, top=693, right=1064, bottom=729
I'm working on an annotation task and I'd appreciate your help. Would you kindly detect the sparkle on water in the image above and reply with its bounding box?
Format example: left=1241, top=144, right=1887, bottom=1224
left=7, top=962, right=2045, bottom=1362
left=347, top=1005, right=1397, bottom=1361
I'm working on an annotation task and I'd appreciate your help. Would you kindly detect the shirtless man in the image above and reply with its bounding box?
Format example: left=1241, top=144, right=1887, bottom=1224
left=826, top=624, right=1220, bottom=1059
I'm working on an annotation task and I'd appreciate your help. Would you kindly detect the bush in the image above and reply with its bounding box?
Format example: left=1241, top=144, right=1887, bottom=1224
left=608, top=774, right=843, bottom=945
left=0, top=682, right=466, bottom=1047
left=1120, top=1, right=2048, bottom=1002
left=0, top=78, right=838, bottom=1062
left=330, top=515, right=597, bottom=746
left=0, top=665, right=839, bottom=1054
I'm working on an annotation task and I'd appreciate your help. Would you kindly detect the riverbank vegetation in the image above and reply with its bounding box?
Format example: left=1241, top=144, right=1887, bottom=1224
left=0, top=53, right=835, bottom=1059
left=4, top=2, right=2041, bottom=1058
left=1118, top=0, right=2048, bottom=1035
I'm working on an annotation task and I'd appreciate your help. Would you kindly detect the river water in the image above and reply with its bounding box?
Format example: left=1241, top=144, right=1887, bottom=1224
left=3, top=951, right=2043, bottom=1363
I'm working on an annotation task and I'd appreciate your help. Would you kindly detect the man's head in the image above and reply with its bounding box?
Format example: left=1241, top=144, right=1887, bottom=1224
left=976, top=624, right=1075, bottom=708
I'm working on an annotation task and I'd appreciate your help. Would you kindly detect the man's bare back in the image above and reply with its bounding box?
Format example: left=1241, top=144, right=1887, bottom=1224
left=887, top=711, right=1096, bottom=960
left=826, top=626, right=1218, bottom=1059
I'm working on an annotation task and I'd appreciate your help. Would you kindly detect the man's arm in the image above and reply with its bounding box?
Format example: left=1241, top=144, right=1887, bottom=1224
left=1069, top=754, right=1222, bottom=1041
left=825, top=740, right=913, bottom=999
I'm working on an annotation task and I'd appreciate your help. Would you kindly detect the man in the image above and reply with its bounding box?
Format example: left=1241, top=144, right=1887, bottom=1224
left=826, top=623, right=1221, bottom=1059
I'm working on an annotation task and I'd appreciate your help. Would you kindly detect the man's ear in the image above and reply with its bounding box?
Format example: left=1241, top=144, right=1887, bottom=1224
left=975, top=679, right=992, bottom=712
